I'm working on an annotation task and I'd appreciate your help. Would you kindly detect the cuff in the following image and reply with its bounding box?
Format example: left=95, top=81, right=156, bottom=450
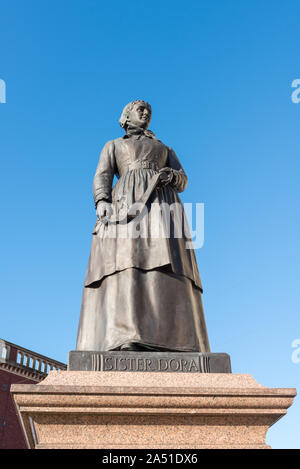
left=170, top=169, right=187, bottom=192
left=94, top=192, right=112, bottom=208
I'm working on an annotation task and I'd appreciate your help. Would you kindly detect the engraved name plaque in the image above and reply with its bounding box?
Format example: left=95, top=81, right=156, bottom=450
left=68, top=351, right=231, bottom=373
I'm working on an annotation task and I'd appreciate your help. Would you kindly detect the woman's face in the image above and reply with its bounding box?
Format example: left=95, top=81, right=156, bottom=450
left=127, top=103, right=151, bottom=128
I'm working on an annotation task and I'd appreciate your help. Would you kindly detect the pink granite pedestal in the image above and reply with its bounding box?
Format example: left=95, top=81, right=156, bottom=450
left=11, top=371, right=296, bottom=449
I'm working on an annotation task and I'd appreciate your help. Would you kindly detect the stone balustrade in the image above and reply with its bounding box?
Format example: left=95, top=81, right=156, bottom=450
left=0, top=338, right=66, bottom=379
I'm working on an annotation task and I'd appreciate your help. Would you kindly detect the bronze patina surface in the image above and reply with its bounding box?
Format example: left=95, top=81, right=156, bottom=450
left=76, top=100, right=210, bottom=354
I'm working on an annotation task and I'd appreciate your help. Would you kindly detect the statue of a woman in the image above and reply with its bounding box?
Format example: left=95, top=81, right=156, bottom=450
left=76, top=100, right=210, bottom=352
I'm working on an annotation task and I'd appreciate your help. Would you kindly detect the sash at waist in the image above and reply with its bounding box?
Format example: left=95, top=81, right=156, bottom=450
left=119, top=160, right=159, bottom=175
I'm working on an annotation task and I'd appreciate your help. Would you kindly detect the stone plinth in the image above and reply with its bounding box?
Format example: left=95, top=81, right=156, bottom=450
left=11, top=371, right=296, bottom=449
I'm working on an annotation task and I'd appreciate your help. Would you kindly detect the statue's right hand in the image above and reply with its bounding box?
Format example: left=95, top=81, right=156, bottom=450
left=96, top=201, right=112, bottom=221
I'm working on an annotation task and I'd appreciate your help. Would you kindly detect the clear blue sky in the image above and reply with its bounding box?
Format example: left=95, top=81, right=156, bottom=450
left=1, top=0, right=299, bottom=449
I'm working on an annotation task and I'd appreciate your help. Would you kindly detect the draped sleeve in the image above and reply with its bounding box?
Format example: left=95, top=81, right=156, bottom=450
left=166, top=147, right=188, bottom=193
left=93, top=140, right=117, bottom=207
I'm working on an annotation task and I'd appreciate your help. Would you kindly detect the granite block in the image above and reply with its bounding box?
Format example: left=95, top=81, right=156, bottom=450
left=11, top=371, right=296, bottom=449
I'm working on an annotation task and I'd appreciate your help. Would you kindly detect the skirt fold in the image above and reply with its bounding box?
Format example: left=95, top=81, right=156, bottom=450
left=76, top=267, right=210, bottom=352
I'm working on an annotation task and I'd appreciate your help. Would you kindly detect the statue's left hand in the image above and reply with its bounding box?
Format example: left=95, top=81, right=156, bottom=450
left=158, top=167, right=174, bottom=186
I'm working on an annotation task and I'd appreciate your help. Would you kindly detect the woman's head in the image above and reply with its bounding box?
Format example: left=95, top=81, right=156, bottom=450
left=119, top=100, right=152, bottom=130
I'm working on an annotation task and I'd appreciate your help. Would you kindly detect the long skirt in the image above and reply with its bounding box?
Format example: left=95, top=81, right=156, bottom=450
left=76, top=266, right=210, bottom=352
left=77, top=167, right=210, bottom=353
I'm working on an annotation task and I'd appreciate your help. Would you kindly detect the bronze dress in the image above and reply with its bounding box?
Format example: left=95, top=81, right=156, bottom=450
left=76, top=130, right=210, bottom=352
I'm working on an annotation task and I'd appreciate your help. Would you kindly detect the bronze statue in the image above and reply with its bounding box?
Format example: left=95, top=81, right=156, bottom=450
left=76, top=100, right=210, bottom=352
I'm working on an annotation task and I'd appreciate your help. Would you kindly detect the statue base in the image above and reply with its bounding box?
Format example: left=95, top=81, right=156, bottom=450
left=68, top=350, right=232, bottom=373
left=11, top=370, right=296, bottom=449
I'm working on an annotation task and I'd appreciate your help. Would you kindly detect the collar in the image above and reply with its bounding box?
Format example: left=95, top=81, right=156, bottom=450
left=123, top=124, right=157, bottom=140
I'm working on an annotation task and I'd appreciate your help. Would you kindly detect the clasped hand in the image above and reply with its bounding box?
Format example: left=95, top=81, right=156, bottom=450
left=158, top=167, right=173, bottom=187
